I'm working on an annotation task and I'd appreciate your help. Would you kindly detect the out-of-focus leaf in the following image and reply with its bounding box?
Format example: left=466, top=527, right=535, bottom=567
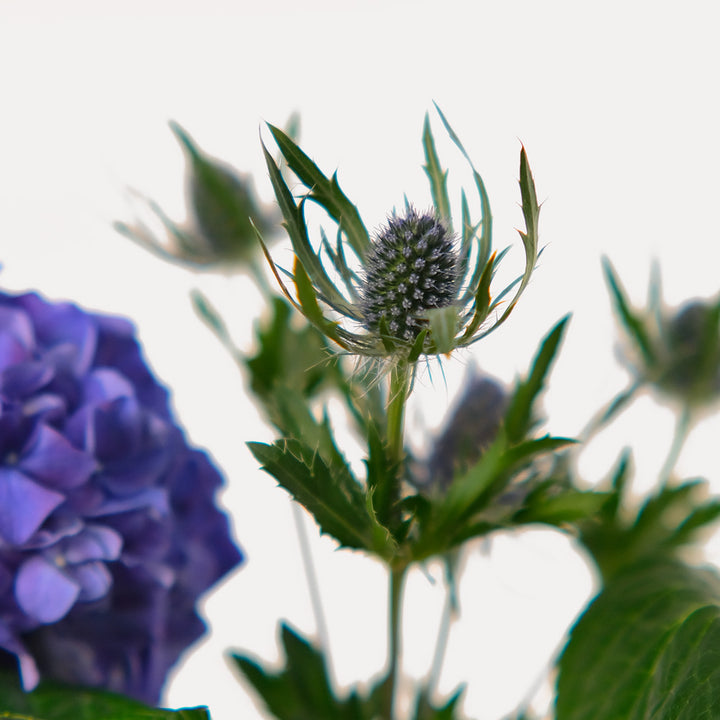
left=556, top=559, right=720, bottom=720
left=0, top=673, right=208, bottom=720
left=232, top=624, right=378, bottom=720
left=504, top=316, right=570, bottom=443
left=602, top=256, right=656, bottom=367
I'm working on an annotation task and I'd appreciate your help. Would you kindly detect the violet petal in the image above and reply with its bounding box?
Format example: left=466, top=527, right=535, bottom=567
left=0, top=468, right=65, bottom=545
left=15, top=555, right=79, bottom=623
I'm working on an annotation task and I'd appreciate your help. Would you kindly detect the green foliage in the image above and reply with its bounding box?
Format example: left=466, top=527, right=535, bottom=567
left=0, top=674, right=207, bottom=720
left=232, top=624, right=385, bottom=720
left=579, top=453, right=720, bottom=581
left=556, top=559, right=720, bottom=720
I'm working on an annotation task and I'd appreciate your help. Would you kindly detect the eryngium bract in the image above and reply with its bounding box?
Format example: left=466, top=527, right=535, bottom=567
left=360, top=207, right=460, bottom=344
left=0, top=291, right=242, bottom=704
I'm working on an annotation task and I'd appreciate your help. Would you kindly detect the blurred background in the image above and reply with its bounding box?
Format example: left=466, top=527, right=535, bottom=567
left=2, top=1, right=720, bottom=718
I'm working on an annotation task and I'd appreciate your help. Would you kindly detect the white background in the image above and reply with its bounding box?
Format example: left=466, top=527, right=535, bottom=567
left=2, top=2, right=720, bottom=719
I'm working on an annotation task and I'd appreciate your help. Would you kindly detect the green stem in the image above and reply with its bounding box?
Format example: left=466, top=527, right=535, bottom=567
left=291, top=503, right=332, bottom=674
left=384, top=565, right=406, bottom=719
left=387, top=360, right=412, bottom=465
left=659, top=404, right=692, bottom=486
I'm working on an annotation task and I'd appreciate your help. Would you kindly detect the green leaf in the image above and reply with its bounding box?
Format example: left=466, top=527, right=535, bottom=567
left=0, top=673, right=208, bottom=720
left=427, top=305, right=459, bottom=354
left=556, top=559, right=720, bottom=720
left=476, top=145, right=539, bottom=336
left=411, top=686, right=465, bottom=720
left=248, top=439, right=395, bottom=558
left=267, top=124, right=370, bottom=261
left=262, top=142, right=358, bottom=320
left=514, top=487, right=608, bottom=526
left=504, top=316, right=570, bottom=443
left=602, top=256, right=656, bottom=367
left=232, top=624, right=374, bottom=720
left=422, top=113, right=452, bottom=231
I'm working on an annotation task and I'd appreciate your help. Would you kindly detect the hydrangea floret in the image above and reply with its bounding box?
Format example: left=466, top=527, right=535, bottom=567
left=257, top=107, right=541, bottom=362
left=0, top=291, right=242, bottom=704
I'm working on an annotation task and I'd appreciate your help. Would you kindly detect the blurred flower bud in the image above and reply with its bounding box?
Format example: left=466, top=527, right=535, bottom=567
left=605, top=258, right=720, bottom=410
left=417, top=375, right=508, bottom=491
left=656, top=300, right=720, bottom=405
left=115, top=122, right=280, bottom=272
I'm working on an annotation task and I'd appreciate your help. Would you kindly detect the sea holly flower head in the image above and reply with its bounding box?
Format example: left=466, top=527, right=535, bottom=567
left=0, top=290, right=242, bottom=704
left=258, top=106, right=541, bottom=362
left=360, top=206, right=461, bottom=344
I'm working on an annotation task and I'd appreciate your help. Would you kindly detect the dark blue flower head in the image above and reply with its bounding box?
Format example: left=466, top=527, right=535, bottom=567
left=0, top=291, right=242, bottom=704
left=360, top=207, right=460, bottom=344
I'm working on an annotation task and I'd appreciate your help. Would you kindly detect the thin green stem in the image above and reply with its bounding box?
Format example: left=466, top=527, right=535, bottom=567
left=426, top=553, right=460, bottom=699
left=384, top=565, right=407, bottom=719
left=659, top=404, right=692, bottom=486
left=291, top=503, right=332, bottom=675
left=387, top=360, right=412, bottom=465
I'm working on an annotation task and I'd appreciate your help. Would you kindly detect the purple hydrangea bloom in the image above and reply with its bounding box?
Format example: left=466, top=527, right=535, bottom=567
left=0, top=291, right=243, bottom=704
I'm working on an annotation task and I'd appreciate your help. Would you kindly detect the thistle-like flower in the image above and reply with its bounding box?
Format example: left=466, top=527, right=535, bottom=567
left=360, top=206, right=460, bottom=344
left=258, top=107, right=541, bottom=362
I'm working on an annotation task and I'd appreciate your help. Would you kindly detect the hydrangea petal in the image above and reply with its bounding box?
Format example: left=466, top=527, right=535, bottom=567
left=69, top=561, right=112, bottom=602
left=15, top=556, right=79, bottom=623
left=0, top=468, right=65, bottom=545
left=0, top=305, right=34, bottom=353
left=19, top=424, right=97, bottom=489
left=63, top=525, right=123, bottom=563
left=83, top=367, right=135, bottom=405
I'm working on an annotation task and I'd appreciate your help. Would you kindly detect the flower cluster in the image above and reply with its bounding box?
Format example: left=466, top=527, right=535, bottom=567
left=0, top=291, right=242, bottom=704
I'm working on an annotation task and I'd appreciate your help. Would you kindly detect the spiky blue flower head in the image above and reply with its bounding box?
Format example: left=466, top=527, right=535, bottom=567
left=360, top=207, right=460, bottom=344
left=260, top=108, right=541, bottom=363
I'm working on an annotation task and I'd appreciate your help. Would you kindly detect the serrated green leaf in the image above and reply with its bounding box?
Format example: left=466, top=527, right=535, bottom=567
left=248, top=439, right=395, bottom=557
left=556, top=559, right=720, bottom=720
left=504, top=316, right=570, bottom=443
left=267, top=124, right=370, bottom=261
left=0, top=673, right=208, bottom=720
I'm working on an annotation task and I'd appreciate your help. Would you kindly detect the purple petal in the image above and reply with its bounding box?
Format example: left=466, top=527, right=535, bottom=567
left=83, top=368, right=135, bottom=405
left=0, top=334, right=29, bottom=372
left=15, top=555, right=79, bottom=623
left=0, top=468, right=65, bottom=545
left=68, top=561, right=112, bottom=602
left=63, top=525, right=123, bottom=563
left=0, top=305, right=34, bottom=353
left=18, top=424, right=97, bottom=489
left=20, top=297, right=97, bottom=375
left=1, top=361, right=54, bottom=399
left=0, top=626, right=39, bottom=690
left=83, top=487, right=169, bottom=518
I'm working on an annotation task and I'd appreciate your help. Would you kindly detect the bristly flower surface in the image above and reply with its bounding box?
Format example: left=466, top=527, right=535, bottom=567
left=360, top=207, right=460, bottom=344
left=258, top=105, right=541, bottom=363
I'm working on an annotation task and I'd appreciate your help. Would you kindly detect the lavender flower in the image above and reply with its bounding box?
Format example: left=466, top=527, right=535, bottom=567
left=0, top=291, right=242, bottom=704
